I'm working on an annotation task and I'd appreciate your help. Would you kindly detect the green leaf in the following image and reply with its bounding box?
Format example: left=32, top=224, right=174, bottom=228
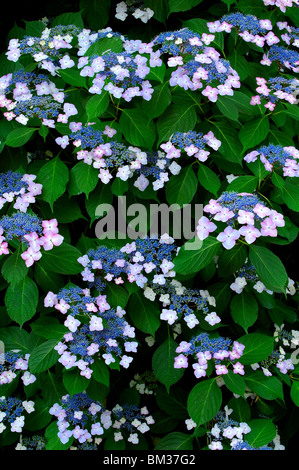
left=63, top=368, right=90, bottom=395
left=144, top=0, right=169, bottom=22
left=157, top=104, right=197, bottom=145
left=249, top=245, right=288, bottom=293
left=246, top=419, right=277, bottom=448
left=142, top=82, right=171, bottom=120
left=154, top=432, right=194, bottom=450
left=230, top=292, right=258, bottom=332
left=80, top=0, right=111, bottom=30
left=216, top=95, right=239, bottom=122
left=227, top=175, right=258, bottom=193
left=239, top=116, right=270, bottom=151
left=86, top=92, right=110, bottom=120
left=5, top=277, right=38, bottom=327
left=34, top=263, right=64, bottom=292
left=28, top=339, right=59, bottom=374
left=0, top=327, right=30, bottom=353
left=284, top=103, right=299, bottom=121
left=119, top=109, right=156, bottom=148
left=187, top=378, right=222, bottom=426
left=245, top=370, right=284, bottom=400
left=282, top=178, right=299, bottom=211
left=217, top=244, right=247, bottom=277
left=68, top=161, right=99, bottom=197
left=1, top=246, right=28, bottom=285
left=58, top=68, right=87, bottom=88
left=45, top=421, right=73, bottom=450
left=91, top=360, right=110, bottom=387
left=5, top=127, right=36, bottom=147
left=156, top=386, right=188, bottom=419
left=227, top=52, right=249, bottom=81
left=25, top=398, right=51, bottom=431
left=174, top=236, right=222, bottom=275
left=37, top=156, right=69, bottom=209
left=223, top=370, right=246, bottom=397
left=30, top=317, right=68, bottom=340
left=166, top=166, right=198, bottom=206
left=105, top=283, right=129, bottom=309
left=128, top=292, right=160, bottom=336
left=238, top=333, right=274, bottom=365
left=51, top=11, right=84, bottom=28
left=291, top=382, right=299, bottom=406
left=38, top=243, right=82, bottom=275
left=168, top=0, right=203, bottom=13
left=197, top=165, right=221, bottom=196
left=211, top=121, right=243, bottom=164
left=85, top=183, right=113, bottom=225
left=152, top=336, right=185, bottom=393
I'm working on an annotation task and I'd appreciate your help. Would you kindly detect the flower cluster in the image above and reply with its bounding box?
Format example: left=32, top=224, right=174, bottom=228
left=174, top=332, right=245, bottom=378
left=208, top=13, right=279, bottom=48
left=0, top=71, right=77, bottom=127
left=79, top=49, right=154, bottom=102
left=0, top=213, right=63, bottom=265
left=244, top=144, right=299, bottom=177
left=264, top=46, right=299, bottom=73
left=208, top=408, right=282, bottom=450
left=6, top=25, right=81, bottom=67
left=56, top=123, right=148, bottom=184
left=133, top=150, right=182, bottom=191
left=49, top=392, right=154, bottom=447
left=129, top=371, right=158, bottom=395
left=262, top=0, right=299, bottom=13
left=251, top=324, right=299, bottom=376
left=0, top=351, right=36, bottom=386
left=197, top=191, right=285, bottom=248
left=144, top=279, right=221, bottom=328
left=49, top=392, right=108, bottom=446
left=250, top=76, right=299, bottom=111
left=44, top=286, right=137, bottom=374
left=111, top=403, right=154, bottom=444
left=160, top=130, right=221, bottom=162
left=0, top=172, right=42, bottom=213
left=152, top=28, right=241, bottom=101
left=79, top=235, right=177, bottom=289
left=115, top=1, right=154, bottom=23
left=0, top=397, right=34, bottom=434
left=230, top=260, right=273, bottom=295
left=6, top=25, right=124, bottom=72
left=16, top=435, right=46, bottom=450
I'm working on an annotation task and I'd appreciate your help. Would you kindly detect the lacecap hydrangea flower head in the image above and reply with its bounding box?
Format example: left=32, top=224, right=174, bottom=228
left=197, top=191, right=285, bottom=249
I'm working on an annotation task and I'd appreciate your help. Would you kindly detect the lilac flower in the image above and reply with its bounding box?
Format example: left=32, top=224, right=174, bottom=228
left=217, top=226, right=240, bottom=249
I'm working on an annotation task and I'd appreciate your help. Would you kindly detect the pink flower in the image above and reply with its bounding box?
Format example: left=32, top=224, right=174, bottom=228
left=233, top=362, right=245, bottom=375
left=196, top=216, right=217, bottom=240
left=89, top=315, right=104, bottom=332
left=238, top=225, right=261, bottom=244
left=216, top=226, right=240, bottom=249
left=42, top=219, right=58, bottom=234
left=260, top=217, right=277, bottom=237
left=215, top=364, right=229, bottom=375
left=40, top=231, right=64, bottom=251
left=192, top=363, right=207, bottom=378
left=55, top=299, right=70, bottom=314
left=21, top=247, right=42, bottom=267
left=204, top=199, right=222, bottom=215
left=253, top=203, right=271, bottom=218
left=174, top=354, right=189, bottom=368
left=64, top=315, right=81, bottom=333
left=202, top=85, right=219, bottom=102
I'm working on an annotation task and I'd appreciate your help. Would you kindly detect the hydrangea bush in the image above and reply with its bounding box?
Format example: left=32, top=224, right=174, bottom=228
left=0, top=0, right=299, bottom=452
